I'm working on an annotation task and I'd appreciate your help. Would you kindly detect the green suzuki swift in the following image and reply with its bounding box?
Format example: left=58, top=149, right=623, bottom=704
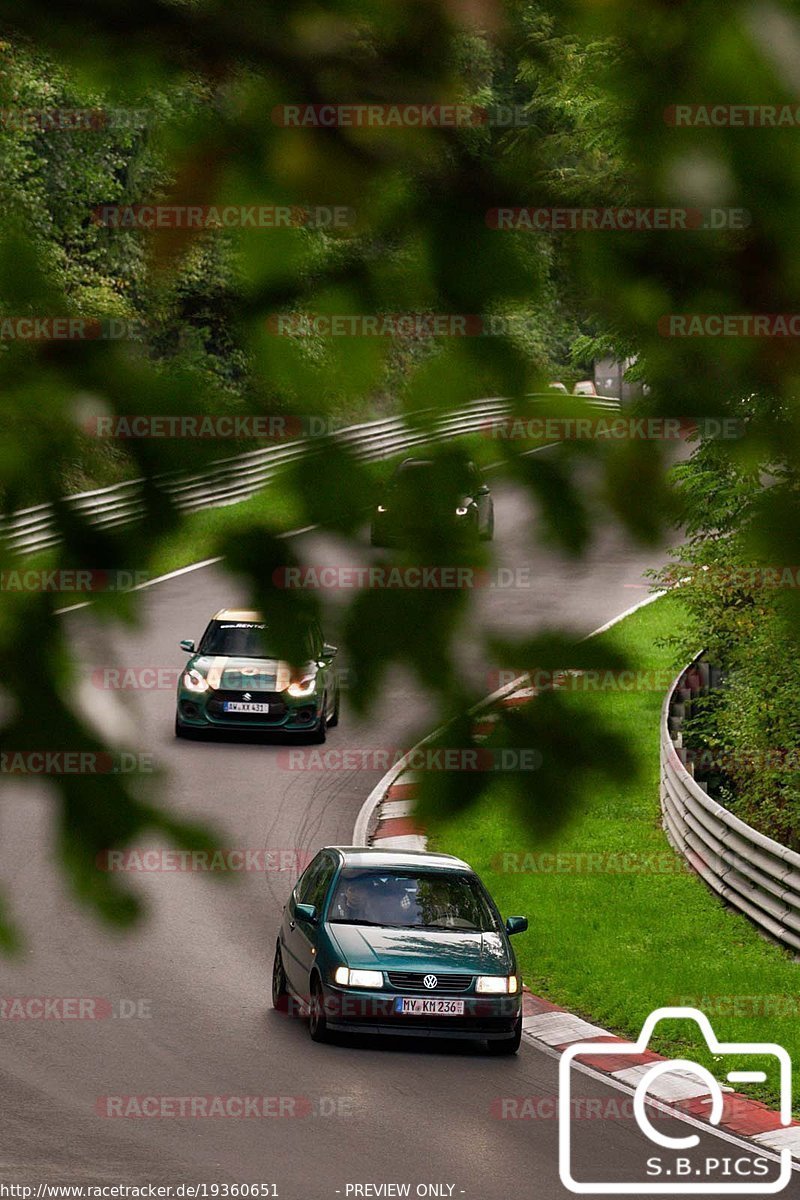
left=272, top=847, right=528, bottom=1053
left=175, top=609, right=340, bottom=741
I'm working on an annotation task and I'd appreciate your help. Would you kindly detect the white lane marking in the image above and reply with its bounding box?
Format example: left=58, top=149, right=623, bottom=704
left=379, top=799, right=416, bottom=819
left=754, top=1127, right=800, bottom=1153
left=522, top=1010, right=610, bottom=1046
left=613, top=1063, right=715, bottom=1102
left=522, top=1031, right=800, bottom=1172
left=370, top=835, right=428, bottom=852
left=52, top=523, right=320, bottom=618
left=586, top=588, right=666, bottom=639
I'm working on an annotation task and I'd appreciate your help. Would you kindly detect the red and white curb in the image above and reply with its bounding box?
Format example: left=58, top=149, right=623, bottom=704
left=352, top=595, right=800, bottom=1167
left=518, top=993, right=800, bottom=1161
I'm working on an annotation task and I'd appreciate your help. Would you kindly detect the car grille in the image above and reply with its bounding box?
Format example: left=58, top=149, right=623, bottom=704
left=387, top=972, right=473, bottom=994
left=207, top=691, right=287, bottom=721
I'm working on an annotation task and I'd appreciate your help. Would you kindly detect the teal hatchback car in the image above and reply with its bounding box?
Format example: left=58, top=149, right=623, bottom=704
left=272, top=847, right=528, bottom=1054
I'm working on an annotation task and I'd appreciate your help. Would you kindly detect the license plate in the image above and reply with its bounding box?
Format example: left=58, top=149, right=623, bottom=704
left=395, top=997, right=465, bottom=1016
left=223, top=701, right=270, bottom=713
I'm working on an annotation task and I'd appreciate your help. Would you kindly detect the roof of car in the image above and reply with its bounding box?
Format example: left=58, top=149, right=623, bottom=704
left=212, top=609, right=264, bottom=622
left=326, top=846, right=473, bottom=872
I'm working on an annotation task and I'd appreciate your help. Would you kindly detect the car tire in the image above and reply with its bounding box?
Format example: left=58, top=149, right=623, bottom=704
left=328, top=686, right=340, bottom=728
left=485, top=1013, right=522, bottom=1056
left=370, top=528, right=384, bottom=548
left=481, top=510, right=495, bottom=542
left=308, top=977, right=329, bottom=1043
left=272, top=943, right=289, bottom=1012
left=174, top=714, right=187, bottom=739
left=309, top=702, right=328, bottom=744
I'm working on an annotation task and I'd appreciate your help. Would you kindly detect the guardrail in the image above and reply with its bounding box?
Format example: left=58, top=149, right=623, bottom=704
left=1, top=394, right=621, bottom=557
left=660, top=656, right=800, bottom=953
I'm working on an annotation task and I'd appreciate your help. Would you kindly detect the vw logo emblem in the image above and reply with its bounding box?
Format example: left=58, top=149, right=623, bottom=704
left=423, top=974, right=438, bottom=990
left=243, top=692, right=252, bottom=700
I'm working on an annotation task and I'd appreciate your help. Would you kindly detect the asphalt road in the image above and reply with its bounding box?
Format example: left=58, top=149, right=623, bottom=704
left=0, top=468, right=782, bottom=1198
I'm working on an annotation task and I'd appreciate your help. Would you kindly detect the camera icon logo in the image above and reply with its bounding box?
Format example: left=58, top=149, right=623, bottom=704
left=558, top=1006, right=793, bottom=1194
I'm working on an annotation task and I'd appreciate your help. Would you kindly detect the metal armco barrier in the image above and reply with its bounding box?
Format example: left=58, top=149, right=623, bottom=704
left=1, top=394, right=621, bottom=557
left=661, top=656, right=800, bottom=953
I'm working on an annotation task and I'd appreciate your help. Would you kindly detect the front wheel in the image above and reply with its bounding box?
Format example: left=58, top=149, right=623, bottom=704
left=328, top=686, right=340, bottom=728
left=308, top=977, right=329, bottom=1043
left=308, top=699, right=328, bottom=743
left=272, top=943, right=288, bottom=1012
left=485, top=1013, right=522, bottom=1056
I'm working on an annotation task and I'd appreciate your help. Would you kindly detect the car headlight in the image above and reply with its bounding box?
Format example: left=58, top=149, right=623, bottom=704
left=376, top=504, right=387, bottom=514
left=455, top=505, right=471, bottom=516
left=183, top=668, right=209, bottom=693
left=475, top=975, right=518, bottom=994
left=287, top=667, right=319, bottom=698
left=333, top=967, right=384, bottom=989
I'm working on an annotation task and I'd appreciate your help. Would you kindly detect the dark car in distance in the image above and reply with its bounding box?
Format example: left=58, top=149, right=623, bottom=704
left=370, top=457, right=494, bottom=547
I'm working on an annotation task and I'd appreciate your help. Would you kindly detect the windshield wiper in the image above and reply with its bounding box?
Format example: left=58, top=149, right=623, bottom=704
left=329, top=919, right=408, bottom=928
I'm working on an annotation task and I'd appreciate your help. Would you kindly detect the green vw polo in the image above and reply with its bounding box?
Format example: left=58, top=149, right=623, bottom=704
left=272, top=847, right=527, bottom=1053
left=175, top=609, right=340, bottom=741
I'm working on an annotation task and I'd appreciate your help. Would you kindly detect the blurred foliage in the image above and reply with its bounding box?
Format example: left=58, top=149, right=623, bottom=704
left=2, top=0, right=800, bottom=943
left=654, top=402, right=800, bottom=847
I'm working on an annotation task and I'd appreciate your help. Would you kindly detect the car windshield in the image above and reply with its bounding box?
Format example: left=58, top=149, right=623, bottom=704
left=328, top=869, right=500, bottom=932
left=199, top=621, right=270, bottom=657
left=389, top=461, right=477, bottom=501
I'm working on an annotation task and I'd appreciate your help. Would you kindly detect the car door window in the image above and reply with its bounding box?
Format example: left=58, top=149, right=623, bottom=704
left=296, top=854, right=325, bottom=905
left=296, top=853, right=336, bottom=912
left=304, top=854, right=337, bottom=913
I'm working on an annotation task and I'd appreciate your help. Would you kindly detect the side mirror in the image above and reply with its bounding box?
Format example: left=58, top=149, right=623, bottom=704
left=180, top=639, right=196, bottom=653
left=321, top=643, right=338, bottom=661
left=505, top=916, right=528, bottom=936
left=295, top=903, right=317, bottom=924
left=476, top=484, right=490, bottom=495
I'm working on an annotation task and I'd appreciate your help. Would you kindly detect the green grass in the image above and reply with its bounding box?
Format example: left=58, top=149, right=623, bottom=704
left=428, top=593, right=800, bottom=1111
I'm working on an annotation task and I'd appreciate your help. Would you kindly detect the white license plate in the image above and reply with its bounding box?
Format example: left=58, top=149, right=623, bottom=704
left=395, top=997, right=465, bottom=1016
left=223, top=701, right=270, bottom=713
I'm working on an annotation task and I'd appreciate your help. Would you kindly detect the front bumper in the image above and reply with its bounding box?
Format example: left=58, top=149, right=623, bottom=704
left=318, top=985, right=521, bottom=1039
left=176, top=691, right=322, bottom=733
